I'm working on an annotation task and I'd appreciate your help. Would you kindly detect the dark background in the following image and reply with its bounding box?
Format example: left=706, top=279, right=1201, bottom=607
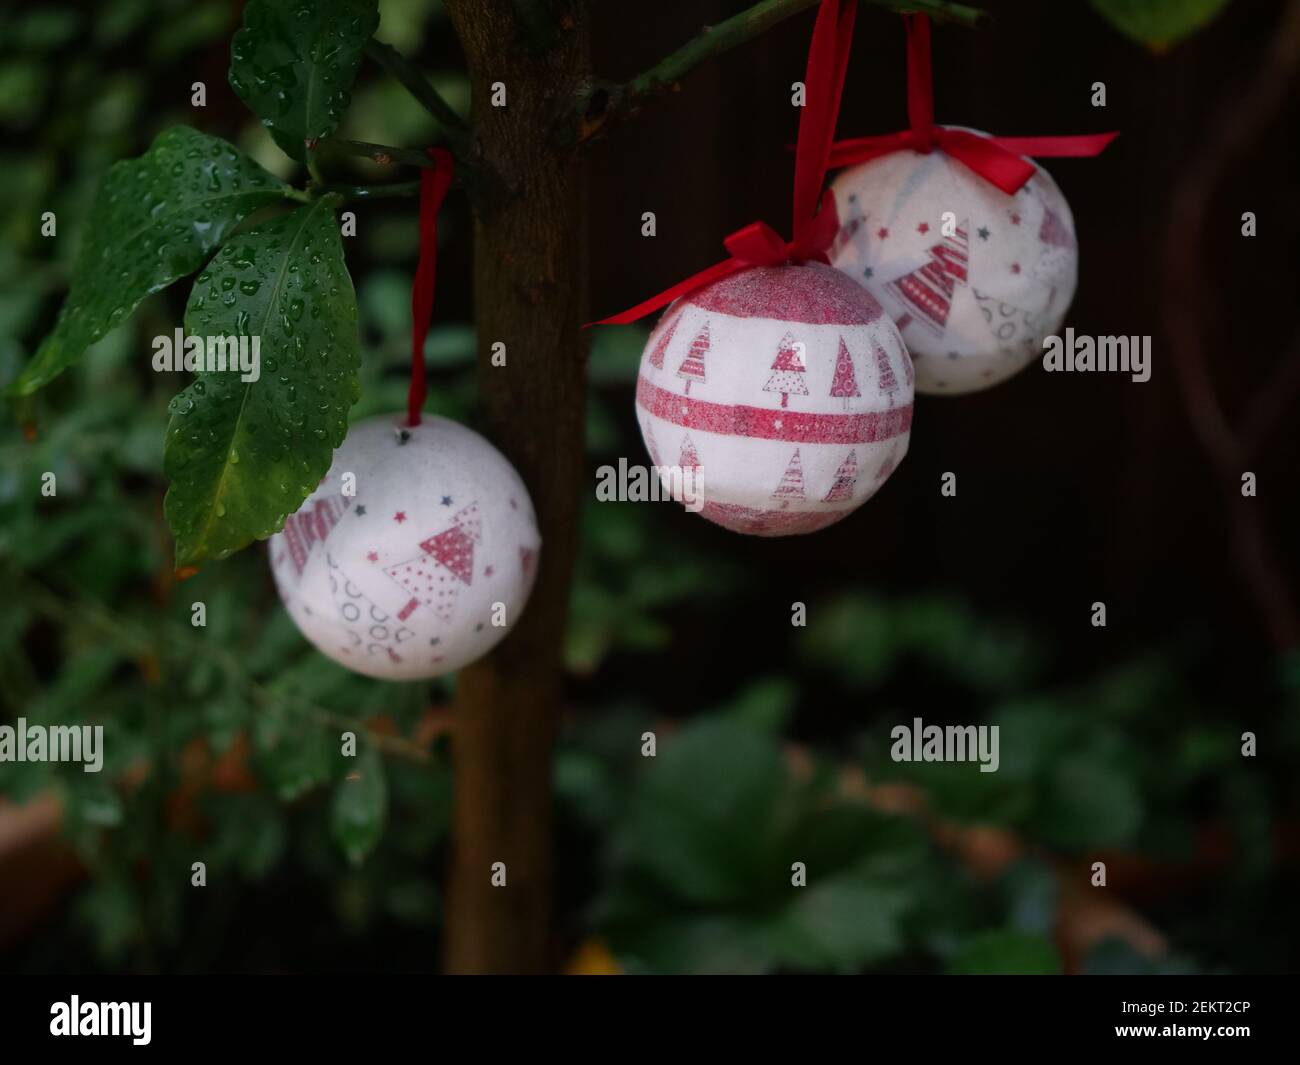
left=0, top=0, right=1297, bottom=975
left=587, top=0, right=1299, bottom=695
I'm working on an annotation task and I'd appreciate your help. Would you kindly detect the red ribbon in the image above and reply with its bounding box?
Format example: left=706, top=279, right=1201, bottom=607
left=591, top=0, right=857, bottom=326
left=828, top=15, right=1117, bottom=196
left=408, top=147, right=455, bottom=426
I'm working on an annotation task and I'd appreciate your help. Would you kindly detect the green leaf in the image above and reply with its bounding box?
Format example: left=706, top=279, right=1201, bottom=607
left=207, top=795, right=289, bottom=879
left=75, top=873, right=142, bottom=964
left=384, top=879, right=440, bottom=927
left=770, top=879, right=910, bottom=973
left=717, top=677, right=797, bottom=735
left=162, top=194, right=360, bottom=567
left=9, top=127, right=289, bottom=396
left=624, top=718, right=790, bottom=906
left=1035, top=751, right=1143, bottom=851
left=229, top=0, right=380, bottom=162
left=332, top=747, right=387, bottom=865
left=948, top=929, right=1061, bottom=975
left=252, top=708, right=334, bottom=800
left=618, top=916, right=775, bottom=975
left=1089, top=0, right=1231, bottom=48
left=799, top=593, right=898, bottom=689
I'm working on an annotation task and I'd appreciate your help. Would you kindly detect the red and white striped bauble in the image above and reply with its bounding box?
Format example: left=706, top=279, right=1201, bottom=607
left=829, top=134, right=1077, bottom=395
left=635, top=262, right=912, bottom=536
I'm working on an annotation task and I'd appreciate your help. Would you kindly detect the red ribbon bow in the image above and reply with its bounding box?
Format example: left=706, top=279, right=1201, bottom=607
left=828, top=15, right=1118, bottom=195
left=591, top=0, right=857, bottom=326
left=407, top=147, right=455, bottom=426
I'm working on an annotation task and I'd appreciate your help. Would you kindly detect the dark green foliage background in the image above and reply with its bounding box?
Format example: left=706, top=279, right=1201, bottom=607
left=1, top=0, right=1297, bottom=974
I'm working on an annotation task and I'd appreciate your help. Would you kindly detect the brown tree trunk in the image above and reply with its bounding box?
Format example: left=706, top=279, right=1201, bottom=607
left=442, top=0, right=589, bottom=974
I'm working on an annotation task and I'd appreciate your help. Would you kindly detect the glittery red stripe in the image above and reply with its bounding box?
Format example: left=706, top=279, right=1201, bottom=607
left=636, top=375, right=912, bottom=444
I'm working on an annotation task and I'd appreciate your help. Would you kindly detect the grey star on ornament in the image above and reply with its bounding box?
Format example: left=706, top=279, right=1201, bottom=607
left=354, top=505, right=366, bottom=516
left=863, top=267, right=874, bottom=279
left=977, top=226, right=990, bottom=240
left=441, top=496, right=452, bottom=506
left=947, top=351, right=960, bottom=360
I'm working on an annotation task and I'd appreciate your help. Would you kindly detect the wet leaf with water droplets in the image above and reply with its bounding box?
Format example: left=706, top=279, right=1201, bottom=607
left=9, top=127, right=288, bottom=396
left=229, top=0, right=379, bottom=163
left=163, top=195, right=360, bottom=567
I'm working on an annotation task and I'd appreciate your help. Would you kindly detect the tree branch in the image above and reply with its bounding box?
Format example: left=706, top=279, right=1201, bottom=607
left=575, top=0, right=986, bottom=143
left=441, top=0, right=590, bottom=975
left=365, top=39, right=471, bottom=148
left=324, top=139, right=444, bottom=168
left=317, top=138, right=503, bottom=208
left=315, top=180, right=422, bottom=201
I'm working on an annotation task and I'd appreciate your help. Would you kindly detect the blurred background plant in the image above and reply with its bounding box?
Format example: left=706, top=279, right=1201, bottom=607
left=2, top=0, right=1297, bottom=974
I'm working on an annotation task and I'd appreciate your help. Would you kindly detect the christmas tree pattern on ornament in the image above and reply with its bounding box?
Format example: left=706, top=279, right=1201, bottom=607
left=772, top=450, right=806, bottom=509
left=382, top=504, right=481, bottom=624
left=822, top=450, right=859, bottom=503
left=281, top=492, right=350, bottom=576
left=678, top=433, right=701, bottom=473
left=1033, top=204, right=1074, bottom=311
left=973, top=289, right=1041, bottom=357
left=829, top=337, right=861, bottom=410
left=874, top=341, right=900, bottom=404
left=648, top=309, right=681, bottom=371
left=884, top=220, right=970, bottom=337
left=676, top=323, right=710, bottom=394
left=327, top=554, right=415, bottom=663
left=764, top=332, right=810, bottom=408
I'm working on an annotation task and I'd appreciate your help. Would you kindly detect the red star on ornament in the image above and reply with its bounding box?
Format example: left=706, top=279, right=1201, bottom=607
left=1010, top=262, right=1021, bottom=274
left=484, top=565, right=494, bottom=577
left=394, top=511, right=407, bottom=523
left=917, top=222, right=929, bottom=234
left=367, top=551, right=379, bottom=562
left=1010, top=212, right=1021, bottom=225
left=877, top=227, right=889, bottom=240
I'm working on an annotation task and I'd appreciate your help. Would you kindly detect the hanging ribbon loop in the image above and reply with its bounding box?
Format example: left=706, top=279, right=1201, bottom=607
left=904, top=14, right=934, bottom=152
left=590, top=0, right=857, bottom=327
left=829, top=14, right=1118, bottom=195
left=407, top=147, right=455, bottom=426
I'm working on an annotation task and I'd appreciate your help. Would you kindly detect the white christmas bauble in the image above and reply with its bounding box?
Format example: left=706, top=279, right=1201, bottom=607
left=268, top=413, right=541, bottom=680
left=636, top=261, right=912, bottom=536
left=829, top=135, right=1078, bottom=395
